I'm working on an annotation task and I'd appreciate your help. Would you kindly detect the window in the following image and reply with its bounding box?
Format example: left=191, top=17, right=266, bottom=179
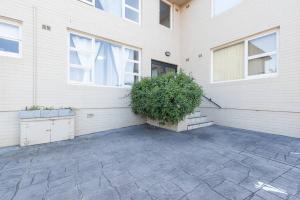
left=69, top=33, right=141, bottom=87
left=212, top=31, right=278, bottom=83
left=212, top=0, right=242, bottom=17
left=0, top=21, right=21, bottom=57
left=82, top=0, right=141, bottom=24
left=160, top=0, right=172, bottom=28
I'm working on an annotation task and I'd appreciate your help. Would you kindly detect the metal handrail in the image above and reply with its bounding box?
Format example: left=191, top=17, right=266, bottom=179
left=203, top=95, right=222, bottom=109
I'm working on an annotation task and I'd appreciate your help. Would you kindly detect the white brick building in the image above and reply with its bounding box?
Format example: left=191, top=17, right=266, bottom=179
left=0, top=0, right=299, bottom=147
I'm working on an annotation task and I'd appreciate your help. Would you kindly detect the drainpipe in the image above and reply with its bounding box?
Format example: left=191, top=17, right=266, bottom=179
left=32, top=6, right=38, bottom=105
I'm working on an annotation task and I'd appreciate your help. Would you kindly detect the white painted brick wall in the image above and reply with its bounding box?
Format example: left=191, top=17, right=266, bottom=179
left=180, top=0, right=300, bottom=137
left=0, top=0, right=181, bottom=147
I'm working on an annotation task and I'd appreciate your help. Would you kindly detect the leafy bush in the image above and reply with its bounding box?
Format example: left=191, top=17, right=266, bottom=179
left=131, top=71, right=203, bottom=124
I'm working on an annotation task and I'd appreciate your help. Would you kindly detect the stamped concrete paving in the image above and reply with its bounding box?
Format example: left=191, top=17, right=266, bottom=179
left=0, top=125, right=300, bottom=200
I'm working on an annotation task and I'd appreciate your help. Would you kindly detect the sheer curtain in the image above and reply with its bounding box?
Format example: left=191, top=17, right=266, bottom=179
left=94, top=40, right=121, bottom=86
left=213, top=42, right=245, bottom=82
left=70, top=34, right=92, bottom=83
left=95, top=0, right=122, bottom=17
left=0, top=22, right=19, bottom=39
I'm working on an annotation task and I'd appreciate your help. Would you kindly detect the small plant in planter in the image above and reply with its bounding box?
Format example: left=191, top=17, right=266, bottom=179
left=19, top=106, right=75, bottom=119
left=131, top=71, right=203, bottom=125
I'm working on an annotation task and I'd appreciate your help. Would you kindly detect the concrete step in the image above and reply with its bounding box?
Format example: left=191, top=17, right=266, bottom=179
left=187, top=121, right=214, bottom=131
left=187, top=111, right=202, bottom=119
left=186, top=116, right=208, bottom=125
left=195, top=107, right=201, bottom=112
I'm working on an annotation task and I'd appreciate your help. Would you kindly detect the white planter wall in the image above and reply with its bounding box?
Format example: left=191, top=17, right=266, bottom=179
left=20, top=117, right=75, bottom=146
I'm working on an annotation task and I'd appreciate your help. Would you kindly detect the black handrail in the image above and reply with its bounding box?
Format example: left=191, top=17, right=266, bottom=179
left=203, top=95, right=222, bottom=109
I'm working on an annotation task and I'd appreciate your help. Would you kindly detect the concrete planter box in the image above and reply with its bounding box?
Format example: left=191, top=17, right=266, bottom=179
left=19, top=109, right=74, bottom=119
left=19, top=110, right=41, bottom=119
left=58, top=109, right=75, bottom=117
left=147, top=118, right=187, bottom=132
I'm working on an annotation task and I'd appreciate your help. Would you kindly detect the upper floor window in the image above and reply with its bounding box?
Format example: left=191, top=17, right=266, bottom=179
left=81, top=0, right=140, bottom=24
left=160, top=0, right=172, bottom=28
left=0, top=21, right=21, bottom=57
left=212, top=0, right=242, bottom=17
left=212, top=30, right=278, bottom=83
left=69, top=32, right=141, bottom=87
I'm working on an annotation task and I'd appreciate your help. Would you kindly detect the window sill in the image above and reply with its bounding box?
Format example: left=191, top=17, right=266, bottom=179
left=211, top=73, right=279, bottom=84
left=68, top=81, right=132, bottom=89
left=0, top=51, right=22, bottom=58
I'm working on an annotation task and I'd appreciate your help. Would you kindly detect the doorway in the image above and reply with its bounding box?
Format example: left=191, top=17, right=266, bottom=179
left=151, top=59, right=177, bottom=77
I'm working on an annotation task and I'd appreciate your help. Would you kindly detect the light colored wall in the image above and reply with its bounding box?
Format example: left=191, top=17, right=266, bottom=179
left=0, top=0, right=181, bottom=147
left=180, top=0, right=300, bottom=137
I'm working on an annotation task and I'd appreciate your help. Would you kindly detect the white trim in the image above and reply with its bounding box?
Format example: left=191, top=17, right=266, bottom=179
left=0, top=20, right=22, bottom=58
left=78, top=0, right=95, bottom=6
left=211, top=29, right=279, bottom=84
left=78, top=0, right=141, bottom=25
left=211, top=0, right=242, bottom=18
left=68, top=31, right=141, bottom=88
left=159, top=0, right=173, bottom=29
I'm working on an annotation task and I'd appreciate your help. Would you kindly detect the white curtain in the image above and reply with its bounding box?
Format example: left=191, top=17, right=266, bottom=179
left=0, top=22, right=19, bottom=39
left=70, top=34, right=92, bottom=83
left=213, top=42, right=245, bottom=82
left=94, top=40, right=120, bottom=86
left=111, top=45, right=122, bottom=85
left=95, top=0, right=122, bottom=17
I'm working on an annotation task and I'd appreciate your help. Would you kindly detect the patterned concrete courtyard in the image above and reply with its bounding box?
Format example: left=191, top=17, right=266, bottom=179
left=0, top=125, right=300, bottom=200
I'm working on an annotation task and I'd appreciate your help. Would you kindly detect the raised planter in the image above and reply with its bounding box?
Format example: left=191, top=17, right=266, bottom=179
left=19, top=108, right=75, bottom=119
left=18, top=108, right=75, bottom=146
left=147, top=118, right=187, bottom=132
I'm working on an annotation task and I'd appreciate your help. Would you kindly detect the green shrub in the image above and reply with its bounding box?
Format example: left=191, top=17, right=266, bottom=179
left=131, top=71, right=203, bottom=124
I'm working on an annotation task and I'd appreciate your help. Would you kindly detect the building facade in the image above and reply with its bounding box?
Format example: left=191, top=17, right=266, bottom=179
left=0, top=0, right=299, bottom=147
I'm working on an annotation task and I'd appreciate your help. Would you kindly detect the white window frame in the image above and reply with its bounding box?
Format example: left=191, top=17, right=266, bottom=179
left=124, top=47, right=141, bottom=86
left=0, top=19, right=22, bottom=58
left=211, top=29, right=279, bottom=84
left=79, top=0, right=95, bottom=6
left=68, top=31, right=141, bottom=88
left=211, top=0, right=242, bottom=18
left=122, top=0, right=142, bottom=25
left=159, top=0, right=173, bottom=29
left=78, top=0, right=141, bottom=25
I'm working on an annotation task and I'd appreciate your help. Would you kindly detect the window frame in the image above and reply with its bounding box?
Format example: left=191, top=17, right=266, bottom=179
left=122, top=0, right=142, bottom=25
left=79, top=0, right=141, bottom=25
left=0, top=19, right=22, bottom=58
left=211, top=0, right=242, bottom=18
left=159, top=0, right=173, bottom=29
left=68, top=31, right=141, bottom=88
left=211, top=29, right=279, bottom=84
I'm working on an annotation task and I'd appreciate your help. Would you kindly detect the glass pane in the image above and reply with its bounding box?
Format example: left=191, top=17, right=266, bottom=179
left=126, top=62, right=139, bottom=73
left=248, top=33, right=277, bottom=56
left=0, top=38, right=19, bottom=53
left=165, top=67, right=176, bottom=74
left=0, top=22, right=19, bottom=39
left=125, top=7, right=139, bottom=23
left=125, top=48, right=139, bottom=60
left=70, top=34, right=92, bottom=50
left=94, top=40, right=121, bottom=86
left=248, top=55, right=277, bottom=76
left=125, top=74, right=139, bottom=86
left=69, top=51, right=81, bottom=65
left=125, top=0, right=139, bottom=9
left=70, top=50, right=92, bottom=67
left=95, top=0, right=122, bottom=17
left=213, top=0, right=242, bottom=16
left=160, top=0, right=171, bottom=28
left=70, top=68, right=91, bottom=82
